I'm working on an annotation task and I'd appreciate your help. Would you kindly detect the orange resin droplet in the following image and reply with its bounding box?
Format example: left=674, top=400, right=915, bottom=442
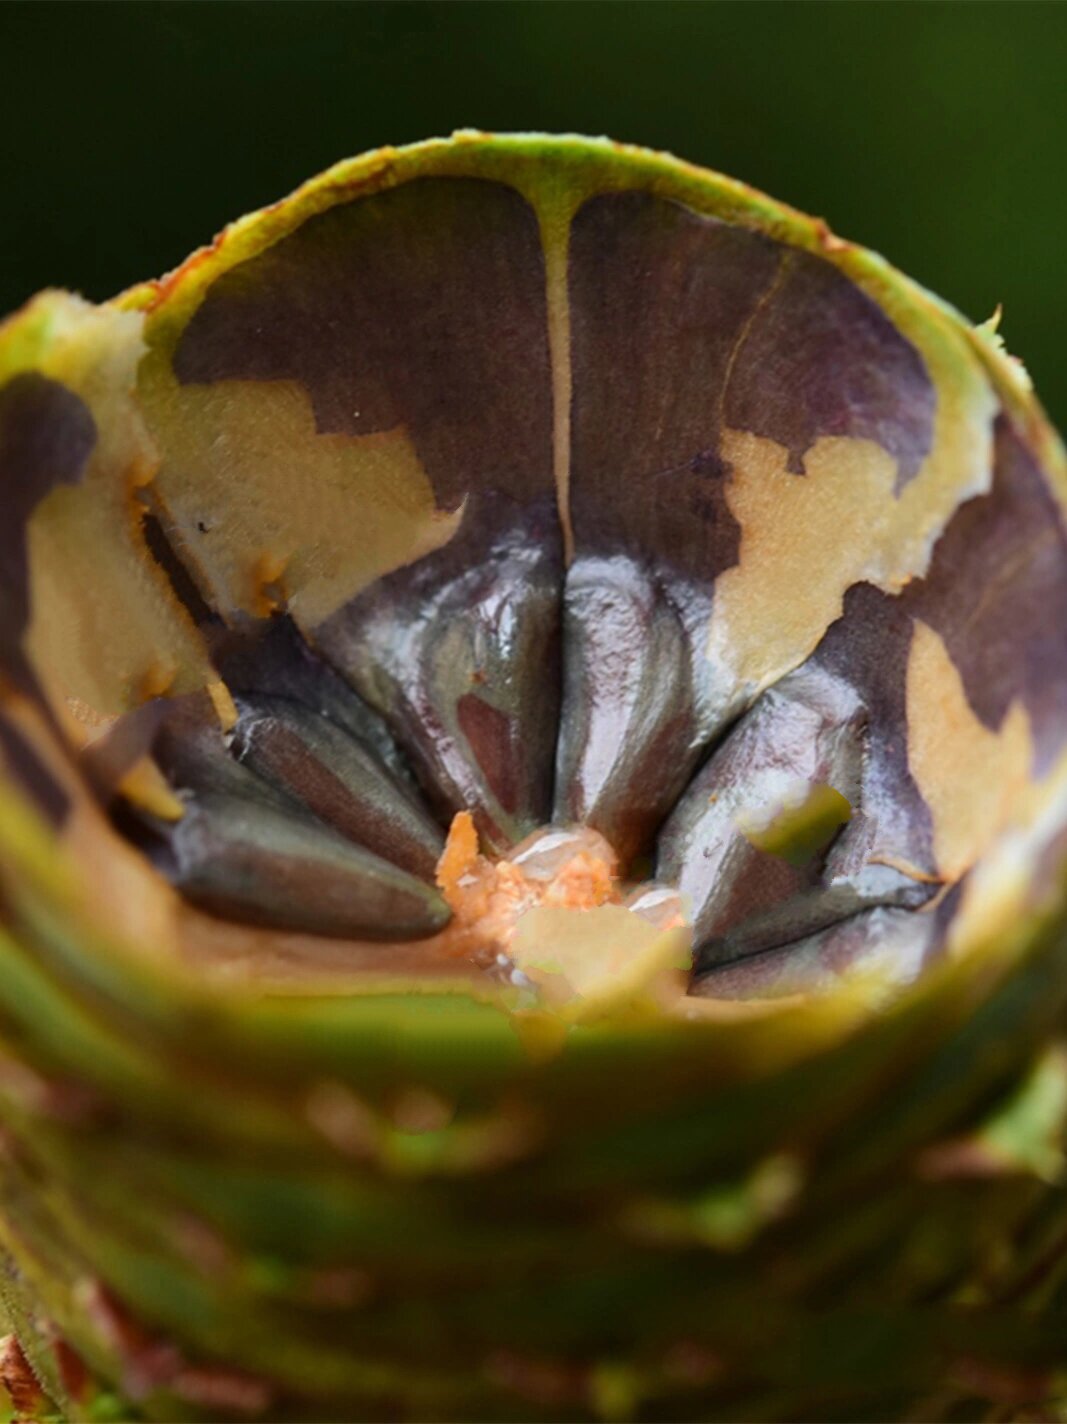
left=435, top=813, right=623, bottom=960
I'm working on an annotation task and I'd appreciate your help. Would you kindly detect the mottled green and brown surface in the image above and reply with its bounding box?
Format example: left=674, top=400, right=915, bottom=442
left=1, top=133, right=1067, bottom=1421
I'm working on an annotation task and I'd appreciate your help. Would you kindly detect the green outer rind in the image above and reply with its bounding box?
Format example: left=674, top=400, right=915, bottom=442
left=3, top=858, right=1067, bottom=1421
left=2, top=131, right=1067, bottom=1420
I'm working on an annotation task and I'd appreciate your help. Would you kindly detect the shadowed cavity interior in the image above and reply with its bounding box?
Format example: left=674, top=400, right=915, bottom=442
left=4, top=163, right=1067, bottom=1002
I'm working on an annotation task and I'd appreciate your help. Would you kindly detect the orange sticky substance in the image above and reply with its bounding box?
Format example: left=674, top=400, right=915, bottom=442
left=178, top=816, right=687, bottom=992
left=435, top=812, right=620, bottom=960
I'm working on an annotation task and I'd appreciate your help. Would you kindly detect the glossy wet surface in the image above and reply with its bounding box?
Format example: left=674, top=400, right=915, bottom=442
left=2, top=143, right=1065, bottom=1002
left=118, top=603, right=943, bottom=1001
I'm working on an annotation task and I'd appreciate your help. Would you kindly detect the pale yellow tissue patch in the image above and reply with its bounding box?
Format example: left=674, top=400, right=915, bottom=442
left=0, top=691, right=182, bottom=957
left=14, top=296, right=215, bottom=720
left=947, top=746, right=1067, bottom=960
left=55, top=702, right=184, bottom=822
left=708, top=431, right=898, bottom=700
left=906, top=618, right=1034, bottom=882
left=140, top=373, right=463, bottom=629
left=25, top=488, right=211, bottom=718
left=704, top=315, right=996, bottom=722
left=510, top=904, right=691, bottom=1021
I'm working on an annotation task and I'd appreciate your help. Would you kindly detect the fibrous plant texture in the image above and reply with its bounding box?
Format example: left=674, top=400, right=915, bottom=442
left=1, top=132, right=1067, bottom=1422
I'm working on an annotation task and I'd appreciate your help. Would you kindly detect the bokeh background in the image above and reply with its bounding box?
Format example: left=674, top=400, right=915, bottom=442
left=3, top=1, right=1067, bottom=422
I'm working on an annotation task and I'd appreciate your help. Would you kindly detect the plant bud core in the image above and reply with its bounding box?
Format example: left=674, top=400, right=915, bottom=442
left=435, top=812, right=688, bottom=973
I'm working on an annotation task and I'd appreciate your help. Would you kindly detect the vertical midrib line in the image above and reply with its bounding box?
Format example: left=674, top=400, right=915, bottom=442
left=530, top=179, right=586, bottom=825
left=538, top=191, right=578, bottom=568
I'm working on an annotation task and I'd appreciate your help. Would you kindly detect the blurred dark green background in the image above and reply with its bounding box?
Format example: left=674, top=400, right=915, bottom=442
left=3, top=1, right=1067, bottom=422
